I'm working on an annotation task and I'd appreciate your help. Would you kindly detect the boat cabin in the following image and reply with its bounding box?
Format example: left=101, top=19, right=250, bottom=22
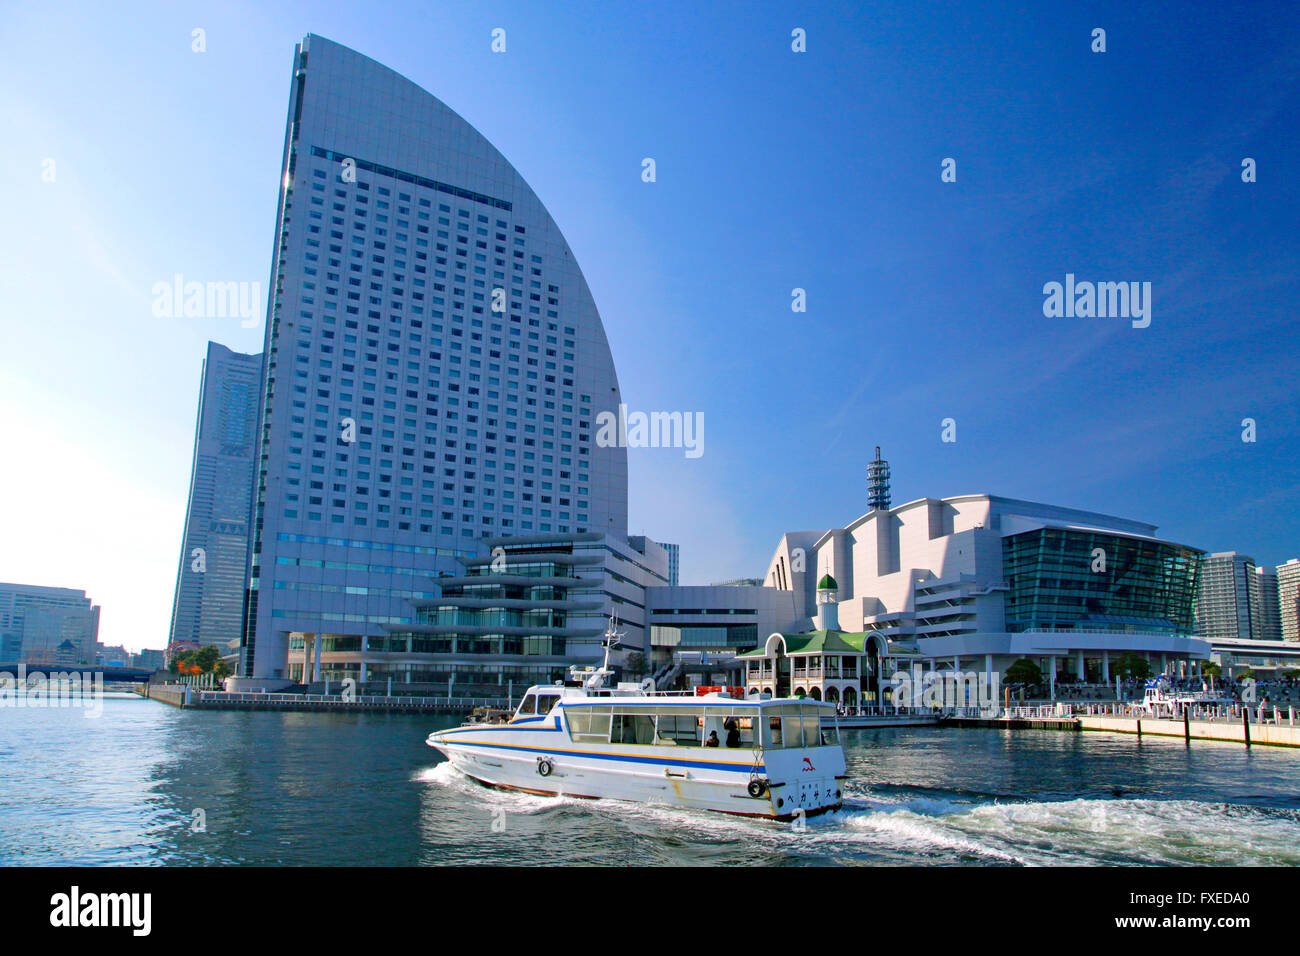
left=557, top=698, right=839, bottom=751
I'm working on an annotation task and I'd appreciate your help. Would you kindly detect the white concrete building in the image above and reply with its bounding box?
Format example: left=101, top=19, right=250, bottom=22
left=756, top=494, right=1207, bottom=698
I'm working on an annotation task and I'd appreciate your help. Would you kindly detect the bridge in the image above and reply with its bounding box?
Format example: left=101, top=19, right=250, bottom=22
left=0, top=662, right=157, bottom=682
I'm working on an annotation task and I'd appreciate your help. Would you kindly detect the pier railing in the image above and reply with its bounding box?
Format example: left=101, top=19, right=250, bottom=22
left=1004, top=705, right=1062, bottom=719
left=1066, top=701, right=1299, bottom=726
left=151, top=685, right=514, bottom=712
left=835, top=705, right=997, bottom=719
left=203, top=691, right=505, bottom=707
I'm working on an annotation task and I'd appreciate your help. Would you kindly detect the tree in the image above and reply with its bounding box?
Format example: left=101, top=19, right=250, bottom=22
left=1112, top=653, right=1152, bottom=681
left=1004, top=658, right=1043, bottom=687
left=168, top=645, right=228, bottom=677
left=1200, top=662, right=1222, bottom=679
left=193, top=645, right=222, bottom=672
left=621, top=650, right=646, bottom=678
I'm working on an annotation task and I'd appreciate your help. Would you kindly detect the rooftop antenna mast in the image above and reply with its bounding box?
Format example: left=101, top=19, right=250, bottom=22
left=867, top=445, right=891, bottom=511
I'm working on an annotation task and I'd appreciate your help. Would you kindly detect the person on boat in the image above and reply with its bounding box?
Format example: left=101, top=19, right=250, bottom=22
left=705, top=730, right=720, bottom=747
left=723, top=718, right=741, bottom=748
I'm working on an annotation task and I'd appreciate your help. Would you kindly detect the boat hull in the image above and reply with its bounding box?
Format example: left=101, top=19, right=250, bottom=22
left=426, top=727, right=845, bottom=821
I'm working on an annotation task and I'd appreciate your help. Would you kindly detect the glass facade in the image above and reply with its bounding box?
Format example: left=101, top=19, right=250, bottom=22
left=651, top=623, right=759, bottom=649
left=169, top=343, right=262, bottom=651
left=378, top=542, right=596, bottom=680
left=1002, top=528, right=1201, bottom=635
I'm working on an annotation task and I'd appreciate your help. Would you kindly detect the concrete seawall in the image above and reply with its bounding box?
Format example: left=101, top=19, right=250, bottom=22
left=142, top=686, right=187, bottom=708
left=1079, top=714, right=1300, bottom=748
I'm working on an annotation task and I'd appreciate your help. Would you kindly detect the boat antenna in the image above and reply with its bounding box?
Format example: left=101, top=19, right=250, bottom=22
left=602, top=613, right=624, bottom=671
left=582, top=613, right=625, bottom=692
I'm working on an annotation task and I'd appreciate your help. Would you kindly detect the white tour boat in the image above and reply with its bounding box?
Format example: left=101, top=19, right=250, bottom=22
left=426, top=621, right=847, bottom=820
left=1135, top=676, right=1231, bottom=718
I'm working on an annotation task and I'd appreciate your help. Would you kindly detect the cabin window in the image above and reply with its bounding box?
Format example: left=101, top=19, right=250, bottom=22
left=536, top=694, right=558, bottom=715
left=655, top=713, right=701, bottom=746
left=713, top=714, right=754, bottom=747
left=767, top=716, right=784, bottom=748
left=802, top=714, right=820, bottom=745
left=567, top=708, right=610, bottom=741
left=781, top=716, right=805, bottom=748
left=566, top=705, right=611, bottom=742
left=773, top=707, right=821, bottom=748
left=611, top=713, right=656, bottom=746
left=517, top=693, right=536, bottom=715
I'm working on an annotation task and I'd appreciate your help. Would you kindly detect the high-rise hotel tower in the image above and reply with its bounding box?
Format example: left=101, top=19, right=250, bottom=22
left=169, top=342, right=262, bottom=652
left=240, top=36, right=629, bottom=680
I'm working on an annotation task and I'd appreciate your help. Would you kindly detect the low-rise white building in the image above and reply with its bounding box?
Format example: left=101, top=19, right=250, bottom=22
left=759, top=494, right=1207, bottom=699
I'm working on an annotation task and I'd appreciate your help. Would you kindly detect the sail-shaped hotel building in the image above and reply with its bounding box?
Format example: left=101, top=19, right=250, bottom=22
left=238, top=35, right=660, bottom=685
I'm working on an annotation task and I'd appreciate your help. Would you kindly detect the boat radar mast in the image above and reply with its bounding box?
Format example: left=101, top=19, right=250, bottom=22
left=570, top=614, right=626, bottom=691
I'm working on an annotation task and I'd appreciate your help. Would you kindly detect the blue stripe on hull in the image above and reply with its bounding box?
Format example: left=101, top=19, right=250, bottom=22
left=432, top=737, right=766, bottom=774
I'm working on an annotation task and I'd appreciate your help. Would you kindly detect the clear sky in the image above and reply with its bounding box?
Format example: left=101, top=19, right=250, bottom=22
left=1, top=1, right=1297, bottom=652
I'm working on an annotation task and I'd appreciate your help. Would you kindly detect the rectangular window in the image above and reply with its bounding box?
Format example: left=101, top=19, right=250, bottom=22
left=654, top=713, right=702, bottom=746
left=611, top=713, right=656, bottom=746
left=565, top=705, right=611, bottom=743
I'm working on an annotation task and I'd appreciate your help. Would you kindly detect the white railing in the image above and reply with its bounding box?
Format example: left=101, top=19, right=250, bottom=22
left=192, top=691, right=509, bottom=708
left=834, top=705, right=952, bottom=719
left=1004, top=705, right=1061, bottom=719
left=1068, top=701, right=1300, bottom=726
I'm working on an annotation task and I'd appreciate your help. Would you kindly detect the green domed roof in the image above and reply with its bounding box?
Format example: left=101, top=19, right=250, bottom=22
left=816, top=573, right=838, bottom=591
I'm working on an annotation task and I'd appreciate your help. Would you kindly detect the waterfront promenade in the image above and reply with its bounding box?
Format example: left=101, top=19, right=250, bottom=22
left=953, top=701, right=1300, bottom=748
left=140, top=683, right=506, bottom=714
left=138, top=682, right=1300, bottom=747
left=1073, top=701, right=1300, bottom=748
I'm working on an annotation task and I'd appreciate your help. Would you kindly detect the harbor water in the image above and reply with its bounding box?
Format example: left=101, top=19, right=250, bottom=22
left=3, top=696, right=1299, bottom=866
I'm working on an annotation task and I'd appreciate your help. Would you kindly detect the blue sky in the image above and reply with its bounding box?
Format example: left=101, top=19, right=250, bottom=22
left=1, top=1, right=1297, bottom=651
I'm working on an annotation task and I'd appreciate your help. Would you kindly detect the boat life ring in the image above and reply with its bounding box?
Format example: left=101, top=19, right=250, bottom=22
left=747, top=779, right=768, bottom=798
left=537, top=758, right=554, bottom=777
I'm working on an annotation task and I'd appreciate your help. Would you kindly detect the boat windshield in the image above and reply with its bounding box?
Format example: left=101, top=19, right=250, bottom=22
left=764, top=702, right=838, bottom=749
left=515, top=691, right=559, bottom=718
